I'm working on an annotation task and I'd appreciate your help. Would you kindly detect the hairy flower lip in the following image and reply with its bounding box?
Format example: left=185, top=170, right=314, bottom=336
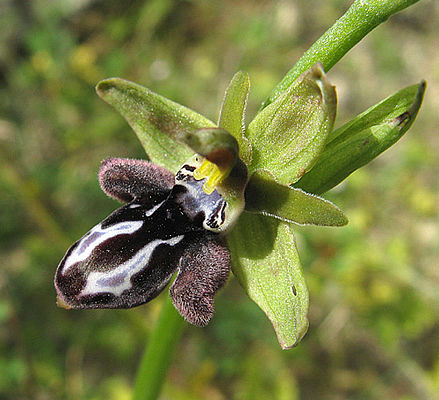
left=55, top=156, right=238, bottom=325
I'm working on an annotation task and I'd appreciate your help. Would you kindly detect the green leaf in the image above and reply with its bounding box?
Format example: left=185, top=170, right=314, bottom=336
left=218, top=71, right=252, bottom=165
left=96, top=78, right=215, bottom=173
left=295, top=81, right=426, bottom=194
left=246, top=64, right=336, bottom=184
left=245, top=170, right=348, bottom=226
left=228, top=212, right=309, bottom=349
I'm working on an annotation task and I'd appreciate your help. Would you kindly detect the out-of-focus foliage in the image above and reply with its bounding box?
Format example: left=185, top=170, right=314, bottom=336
left=0, top=0, right=437, bottom=399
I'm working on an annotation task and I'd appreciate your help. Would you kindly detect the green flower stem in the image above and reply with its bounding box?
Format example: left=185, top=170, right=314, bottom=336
left=133, top=296, right=185, bottom=400
left=262, top=0, right=421, bottom=108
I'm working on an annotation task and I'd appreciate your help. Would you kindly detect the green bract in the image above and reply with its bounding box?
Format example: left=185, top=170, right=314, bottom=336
left=295, top=81, right=426, bottom=194
left=96, top=63, right=424, bottom=349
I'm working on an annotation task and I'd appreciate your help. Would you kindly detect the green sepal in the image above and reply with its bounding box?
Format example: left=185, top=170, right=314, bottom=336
left=228, top=212, right=309, bottom=349
left=295, top=81, right=426, bottom=194
left=96, top=78, right=215, bottom=173
left=218, top=71, right=253, bottom=166
left=246, top=63, right=336, bottom=184
left=245, top=170, right=348, bottom=226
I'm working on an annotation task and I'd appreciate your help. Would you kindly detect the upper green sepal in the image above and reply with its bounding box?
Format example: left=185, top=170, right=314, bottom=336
left=245, top=170, right=348, bottom=226
left=246, top=63, right=336, bottom=184
left=295, top=81, right=426, bottom=194
left=96, top=78, right=215, bottom=173
left=218, top=71, right=253, bottom=166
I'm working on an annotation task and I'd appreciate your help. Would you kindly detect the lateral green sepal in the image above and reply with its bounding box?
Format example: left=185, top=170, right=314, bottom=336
left=228, top=213, right=309, bottom=349
left=245, top=170, right=348, bottom=226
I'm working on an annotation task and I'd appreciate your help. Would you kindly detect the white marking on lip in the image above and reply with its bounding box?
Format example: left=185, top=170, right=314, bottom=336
left=79, top=235, right=185, bottom=297
left=144, top=200, right=165, bottom=216
left=62, top=220, right=144, bottom=272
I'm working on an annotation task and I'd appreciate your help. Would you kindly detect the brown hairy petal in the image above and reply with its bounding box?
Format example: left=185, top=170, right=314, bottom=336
left=99, top=158, right=175, bottom=203
left=170, top=234, right=231, bottom=326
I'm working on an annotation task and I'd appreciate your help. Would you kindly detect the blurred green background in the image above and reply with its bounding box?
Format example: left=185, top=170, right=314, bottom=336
left=1, top=0, right=438, bottom=399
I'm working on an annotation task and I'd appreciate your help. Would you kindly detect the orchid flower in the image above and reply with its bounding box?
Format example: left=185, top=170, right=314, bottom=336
left=55, top=64, right=424, bottom=349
